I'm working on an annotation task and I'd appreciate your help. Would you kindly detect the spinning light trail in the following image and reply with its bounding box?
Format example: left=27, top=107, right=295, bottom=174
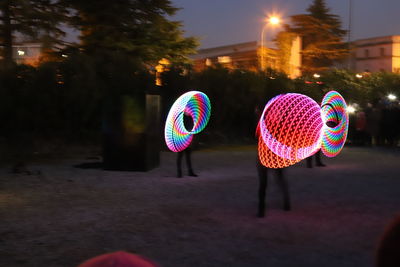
left=258, top=91, right=348, bottom=168
left=165, top=91, right=211, bottom=152
left=320, top=91, right=349, bottom=157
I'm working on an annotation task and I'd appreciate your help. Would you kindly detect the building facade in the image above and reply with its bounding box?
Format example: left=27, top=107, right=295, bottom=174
left=0, top=42, right=43, bottom=66
left=191, top=41, right=260, bottom=72
left=12, top=43, right=43, bottom=66
left=191, top=37, right=302, bottom=78
left=352, top=35, right=400, bottom=73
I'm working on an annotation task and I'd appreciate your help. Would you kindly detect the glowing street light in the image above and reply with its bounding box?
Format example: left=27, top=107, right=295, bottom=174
left=17, top=50, right=25, bottom=56
left=355, top=73, right=363, bottom=78
left=387, top=94, right=397, bottom=101
left=346, top=105, right=356, bottom=114
left=269, top=16, right=280, bottom=26
left=260, top=15, right=281, bottom=71
left=313, top=73, right=321, bottom=78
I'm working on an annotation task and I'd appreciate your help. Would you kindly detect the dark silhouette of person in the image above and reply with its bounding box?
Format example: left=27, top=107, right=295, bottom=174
left=257, top=159, right=291, bottom=217
left=254, top=106, right=291, bottom=217
left=306, top=149, right=325, bottom=168
left=375, top=215, right=400, bottom=267
left=177, top=147, right=197, bottom=178
left=176, top=112, right=197, bottom=178
left=306, top=116, right=340, bottom=168
left=77, top=251, right=159, bottom=267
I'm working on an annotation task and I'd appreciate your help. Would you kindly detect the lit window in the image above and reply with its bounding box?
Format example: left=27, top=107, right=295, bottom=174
left=205, top=58, right=212, bottom=66
left=218, top=56, right=231, bottom=64
left=17, top=50, right=25, bottom=56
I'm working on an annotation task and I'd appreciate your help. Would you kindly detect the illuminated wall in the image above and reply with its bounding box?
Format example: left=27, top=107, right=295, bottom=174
left=353, top=35, right=400, bottom=73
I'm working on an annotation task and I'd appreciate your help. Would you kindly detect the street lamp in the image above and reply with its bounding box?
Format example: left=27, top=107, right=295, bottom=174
left=346, top=105, right=356, bottom=114
left=260, top=15, right=281, bottom=71
left=387, top=93, right=397, bottom=101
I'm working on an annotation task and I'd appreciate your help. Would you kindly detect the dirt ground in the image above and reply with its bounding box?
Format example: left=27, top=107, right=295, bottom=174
left=0, top=146, right=399, bottom=267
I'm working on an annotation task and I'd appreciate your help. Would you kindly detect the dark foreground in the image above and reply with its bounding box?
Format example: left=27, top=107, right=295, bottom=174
left=1, top=146, right=399, bottom=267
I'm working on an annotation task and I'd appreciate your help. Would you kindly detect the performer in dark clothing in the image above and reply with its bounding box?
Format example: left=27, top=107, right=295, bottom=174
left=257, top=159, right=291, bottom=217
left=255, top=126, right=291, bottom=216
left=306, top=149, right=326, bottom=168
left=176, top=113, right=198, bottom=178
left=177, top=147, right=197, bottom=178
left=255, top=104, right=291, bottom=217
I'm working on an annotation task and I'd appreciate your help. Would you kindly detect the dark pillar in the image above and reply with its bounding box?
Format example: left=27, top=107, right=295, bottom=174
left=102, top=93, right=161, bottom=171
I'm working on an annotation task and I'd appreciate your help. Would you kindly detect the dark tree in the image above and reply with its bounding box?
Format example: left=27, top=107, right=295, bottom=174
left=64, top=0, right=198, bottom=64
left=0, top=0, right=66, bottom=69
left=286, top=0, right=348, bottom=74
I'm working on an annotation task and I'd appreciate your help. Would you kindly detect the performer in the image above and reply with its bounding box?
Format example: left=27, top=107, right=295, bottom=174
left=176, top=113, right=197, bottom=178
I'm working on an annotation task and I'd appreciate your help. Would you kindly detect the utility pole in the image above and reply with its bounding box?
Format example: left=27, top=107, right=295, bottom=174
left=347, top=0, right=353, bottom=69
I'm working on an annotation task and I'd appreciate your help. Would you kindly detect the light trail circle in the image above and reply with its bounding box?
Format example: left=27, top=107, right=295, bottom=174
left=259, top=93, right=324, bottom=161
left=320, top=91, right=349, bottom=157
left=164, top=91, right=211, bottom=152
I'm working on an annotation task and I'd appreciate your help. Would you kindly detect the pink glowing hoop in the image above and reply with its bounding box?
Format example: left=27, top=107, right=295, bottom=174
left=258, top=93, right=324, bottom=168
left=257, top=91, right=348, bottom=169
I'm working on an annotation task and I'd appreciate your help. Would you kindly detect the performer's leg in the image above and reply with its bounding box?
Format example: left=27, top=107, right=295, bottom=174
left=257, top=161, right=268, bottom=217
left=306, top=156, right=312, bottom=168
left=185, top=148, right=197, bottom=177
left=275, top=168, right=291, bottom=211
left=177, top=151, right=183, bottom=178
left=315, top=150, right=326, bottom=167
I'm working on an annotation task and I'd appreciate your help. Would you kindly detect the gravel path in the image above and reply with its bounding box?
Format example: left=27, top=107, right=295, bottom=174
left=0, top=146, right=399, bottom=267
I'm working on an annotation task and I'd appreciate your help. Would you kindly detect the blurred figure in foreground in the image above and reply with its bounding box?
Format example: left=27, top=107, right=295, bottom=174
left=375, top=215, right=400, bottom=267
left=78, top=251, right=159, bottom=267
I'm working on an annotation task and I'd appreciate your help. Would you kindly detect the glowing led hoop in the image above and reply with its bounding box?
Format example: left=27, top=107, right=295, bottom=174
left=320, top=91, right=349, bottom=157
left=259, top=94, right=323, bottom=161
left=257, top=91, right=348, bottom=168
left=258, top=93, right=324, bottom=168
left=165, top=91, right=211, bottom=152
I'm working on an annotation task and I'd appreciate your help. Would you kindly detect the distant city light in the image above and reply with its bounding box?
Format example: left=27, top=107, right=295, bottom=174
left=387, top=94, right=397, bottom=101
left=346, top=105, right=356, bottom=114
left=61, top=54, right=68, bottom=58
left=17, top=50, right=25, bottom=56
left=356, top=74, right=363, bottom=78
left=313, top=73, right=320, bottom=78
left=218, top=56, right=231, bottom=64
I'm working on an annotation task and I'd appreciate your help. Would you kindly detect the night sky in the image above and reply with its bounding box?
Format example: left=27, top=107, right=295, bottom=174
left=171, top=0, right=400, bottom=49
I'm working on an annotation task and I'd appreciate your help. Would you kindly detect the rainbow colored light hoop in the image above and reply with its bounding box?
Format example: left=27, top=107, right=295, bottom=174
left=320, top=91, right=349, bottom=157
left=258, top=91, right=348, bottom=168
left=165, top=91, right=211, bottom=152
